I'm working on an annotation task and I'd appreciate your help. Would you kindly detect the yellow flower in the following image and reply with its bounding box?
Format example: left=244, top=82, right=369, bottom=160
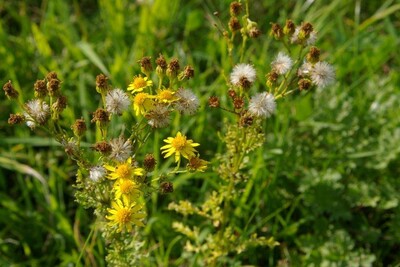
left=127, top=75, right=153, bottom=93
left=114, top=178, right=141, bottom=201
left=133, top=92, right=154, bottom=116
left=187, top=156, right=209, bottom=172
left=156, top=89, right=178, bottom=103
left=104, top=157, right=145, bottom=181
left=160, top=131, right=200, bottom=162
left=106, top=198, right=146, bottom=232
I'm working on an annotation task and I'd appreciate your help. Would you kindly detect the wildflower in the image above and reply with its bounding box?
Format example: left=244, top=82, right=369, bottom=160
left=109, top=137, right=132, bottom=162
left=166, top=58, right=180, bottom=80
left=160, top=181, right=174, bottom=194
left=92, top=141, right=112, bottom=155
left=230, top=1, right=242, bottom=16
left=230, top=63, right=256, bottom=89
left=89, top=166, right=106, bottom=182
left=114, top=179, right=141, bottom=201
left=248, top=92, right=276, bottom=118
left=105, top=88, right=131, bottom=115
left=271, top=52, right=293, bottom=75
left=233, top=96, right=245, bottom=109
left=96, top=74, right=110, bottom=94
left=187, top=156, right=208, bottom=172
left=283, top=19, right=295, bottom=36
left=266, top=70, right=279, bottom=88
left=306, top=46, right=320, bottom=64
left=174, top=88, right=200, bottom=115
left=104, top=157, right=144, bottom=180
left=106, top=198, right=146, bottom=231
left=298, top=78, right=312, bottom=91
left=161, top=132, right=200, bottom=162
left=91, top=108, right=110, bottom=124
left=310, top=61, right=335, bottom=88
left=127, top=75, right=153, bottom=93
left=208, top=96, right=220, bottom=108
left=25, top=99, right=50, bottom=125
left=52, top=95, right=68, bottom=115
left=133, top=92, right=154, bottom=116
left=71, top=118, right=87, bottom=138
left=138, top=56, right=152, bottom=76
left=270, top=23, right=283, bottom=40
left=178, top=65, right=195, bottom=81
left=33, top=79, right=47, bottom=99
left=143, top=154, right=156, bottom=172
left=47, top=78, right=61, bottom=97
left=8, top=114, right=25, bottom=125
left=156, top=54, right=167, bottom=77
left=229, top=16, right=241, bottom=32
left=3, top=81, right=19, bottom=99
left=146, top=104, right=170, bottom=128
left=156, top=88, right=178, bottom=103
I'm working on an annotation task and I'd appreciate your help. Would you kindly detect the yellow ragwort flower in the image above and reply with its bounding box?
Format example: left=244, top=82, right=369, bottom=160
left=133, top=92, right=154, bottom=116
left=127, top=75, right=153, bottom=93
left=156, top=89, right=179, bottom=104
left=104, top=157, right=144, bottom=181
left=160, top=131, right=200, bottom=162
left=114, top=178, right=141, bottom=202
left=106, top=198, right=146, bottom=232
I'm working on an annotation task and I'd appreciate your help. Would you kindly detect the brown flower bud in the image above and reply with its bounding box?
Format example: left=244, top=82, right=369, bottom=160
left=298, top=78, right=312, bottom=91
left=160, top=181, right=174, bottom=194
left=156, top=54, right=167, bottom=70
left=3, top=80, right=19, bottom=99
left=8, top=114, right=25, bottom=124
left=143, top=153, right=157, bottom=172
left=240, top=112, right=254, bottom=127
left=179, top=65, right=194, bottom=81
left=283, top=19, right=295, bottom=36
left=239, top=76, right=252, bottom=90
left=270, top=23, right=283, bottom=40
left=208, top=96, right=220, bottom=108
left=229, top=17, right=241, bottom=32
left=266, top=71, right=279, bottom=88
left=92, top=141, right=112, bottom=155
left=228, top=89, right=236, bottom=99
left=248, top=27, right=261, bottom=38
left=230, top=1, right=242, bottom=16
left=34, top=79, right=47, bottom=99
left=166, top=58, right=180, bottom=80
left=306, top=46, right=320, bottom=64
left=91, top=108, right=109, bottom=123
left=233, top=96, right=244, bottom=109
left=47, top=79, right=61, bottom=97
left=96, top=74, right=109, bottom=94
left=52, top=95, right=68, bottom=113
left=46, top=71, right=58, bottom=81
left=72, top=118, right=87, bottom=137
left=138, top=56, right=152, bottom=76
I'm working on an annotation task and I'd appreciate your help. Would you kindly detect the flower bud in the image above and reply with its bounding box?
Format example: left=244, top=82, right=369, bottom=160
left=143, top=153, right=157, bottom=172
left=208, top=96, right=220, bottom=108
left=95, top=74, right=110, bottom=95
left=72, top=118, right=87, bottom=138
left=138, top=56, right=152, bottom=77
left=3, top=81, right=19, bottom=99
left=34, top=79, right=47, bottom=99
left=306, top=46, right=320, bottom=64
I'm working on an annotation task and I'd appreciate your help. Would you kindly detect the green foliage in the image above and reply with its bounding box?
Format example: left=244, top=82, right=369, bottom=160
left=1, top=0, right=400, bottom=266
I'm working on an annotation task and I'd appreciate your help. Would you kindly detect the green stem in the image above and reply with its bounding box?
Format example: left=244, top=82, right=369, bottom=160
left=76, top=224, right=95, bottom=266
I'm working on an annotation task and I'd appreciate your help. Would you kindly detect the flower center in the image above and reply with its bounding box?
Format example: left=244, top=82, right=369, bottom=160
left=133, top=77, right=146, bottom=89
left=120, top=180, right=136, bottom=194
left=116, top=164, right=131, bottom=179
left=134, top=93, right=147, bottom=105
left=116, top=208, right=132, bottom=224
left=172, top=135, right=186, bottom=150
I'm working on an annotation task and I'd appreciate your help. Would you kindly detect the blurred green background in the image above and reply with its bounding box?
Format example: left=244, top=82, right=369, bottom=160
left=1, top=0, right=399, bottom=266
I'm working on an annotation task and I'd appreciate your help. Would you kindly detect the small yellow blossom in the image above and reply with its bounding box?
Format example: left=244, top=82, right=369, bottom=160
left=156, top=89, right=179, bottom=103
left=104, top=157, right=144, bottom=181
left=187, top=156, right=209, bottom=172
left=106, top=198, right=146, bottom=232
left=114, top=179, right=141, bottom=201
left=133, top=92, right=154, bottom=116
left=160, top=132, right=200, bottom=162
left=127, top=75, right=153, bottom=93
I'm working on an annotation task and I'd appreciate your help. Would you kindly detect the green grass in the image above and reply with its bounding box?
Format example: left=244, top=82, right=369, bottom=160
left=1, top=0, right=400, bottom=266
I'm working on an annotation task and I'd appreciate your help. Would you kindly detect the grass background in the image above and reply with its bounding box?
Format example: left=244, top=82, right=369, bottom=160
left=1, top=0, right=399, bottom=266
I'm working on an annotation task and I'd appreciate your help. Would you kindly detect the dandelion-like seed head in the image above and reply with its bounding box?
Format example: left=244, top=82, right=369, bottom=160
left=25, top=99, right=50, bottom=125
left=174, top=88, right=199, bottom=115
left=271, top=52, right=293, bottom=75
left=109, top=137, right=132, bottom=162
left=89, top=166, right=106, bottom=182
left=310, top=61, right=335, bottom=88
left=230, top=63, right=256, bottom=88
left=105, top=88, right=131, bottom=115
left=248, top=92, right=276, bottom=118
left=146, top=104, right=170, bottom=128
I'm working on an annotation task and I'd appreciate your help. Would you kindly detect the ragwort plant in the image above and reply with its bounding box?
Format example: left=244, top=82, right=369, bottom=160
left=4, top=54, right=207, bottom=265
left=167, top=1, right=334, bottom=265
left=2, top=1, right=334, bottom=265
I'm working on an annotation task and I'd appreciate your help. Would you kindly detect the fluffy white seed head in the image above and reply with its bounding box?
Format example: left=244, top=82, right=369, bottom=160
left=146, top=104, right=170, bottom=128
left=248, top=92, right=276, bottom=118
left=109, top=136, right=132, bottom=162
left=174, top=88, right=200, bottom=115
left=271, top=52, right=293, bottom=75
left=310, top=61, right=335, bottom=88
left=89, top=166, right=106, bottom=182
left=105, top=88, right=131, bottom=115
left=230, top=63, right=256, bottom=87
